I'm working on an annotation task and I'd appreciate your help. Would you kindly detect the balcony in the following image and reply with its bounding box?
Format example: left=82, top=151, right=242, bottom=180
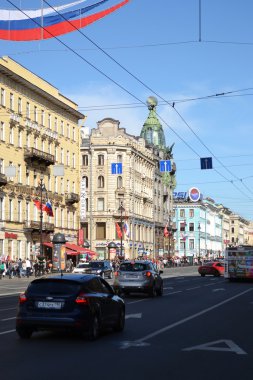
left=0, top=173, right=7, bottom=186
left=65, top=192, right=80, bottom=204
left=10, top=112, right=21, bottom=126
left=23, top=220, right=54, bottom=232
left=24, top=147, right=55, bottom=166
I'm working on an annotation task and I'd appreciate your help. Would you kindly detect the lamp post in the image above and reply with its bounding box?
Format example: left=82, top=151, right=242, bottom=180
left=198, top=222, right=201, bottom=263
left=37, top=175, right=47, bottom=258
left=118, top=201, right=125, bottom=258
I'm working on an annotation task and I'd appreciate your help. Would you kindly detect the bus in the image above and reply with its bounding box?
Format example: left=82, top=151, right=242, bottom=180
left=225, top=245, right=253, bottom=280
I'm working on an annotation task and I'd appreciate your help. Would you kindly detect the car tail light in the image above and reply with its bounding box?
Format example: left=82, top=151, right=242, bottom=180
left=114, top=271, right=119, bottom=277
left=144, top=271, right=152, bottom=277
left=75, top=293, right=89, bottom=305
left=19, top=293, right=27, bottom=304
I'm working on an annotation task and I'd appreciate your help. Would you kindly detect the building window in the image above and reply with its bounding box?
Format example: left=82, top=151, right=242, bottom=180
left=97, top=198, right=104, bottom=211
left=0, top=88, right=5, bottom=106
left=180, top=209, right=185, bottom=218
left=231, top=227, right=234, bottom=233
left=72, top=181, right=75, bottom=193
left=82, top=155, right=88, bottom=166
left=189, top=209, right=194, bottom=218
left=9, top=199, right=13, bottom=221
left=0, top=198, right=3, bottom=220
left=10, top=93, right=14, bottom=111
left=72, top=127, right=75, bottom=141
left=0, top=159, right=3, bottom=174
left=17, top=240, right=21, bottom=258
left=117, top=155, right=123, bottom=163
left=66, top=151, right=70, bottom=166
left=48, top=114, right=51, bottom=129
left=9, top=127, right=14, bottom=144
left=54, top=117, right=58, bottom=132
left=180, top=240, right=186, bottom=250
left=96, top=222, right=106, bottom=239
left=18, top=200, right=22, bottom=222
left=67, top=124, right=70, bottom=138
left=72, top=153, right=75, bottom=168
left=0, top=122, right=5, bottom=141
left=60, top=121, right=64, bottom=135
left=18, top=129, right=22, bottom=147
left=67, top=211, right=70, bottom=229
left=61, top=178, right=64, bottom=194
left=17, top=164, right=21, bottom=183
left=117, top=176, right=123, bottom=188
left=189, top=239, right=194, bottom=250
left=34, top=106, right=38, bottom=122
left=180, top=222, right=186, bottom=232
left=66, top=180, right=70, bottom=193
left=60, top=148, right=64, bottom=164
left=98, top=155, right=104, bottom=166
left=98, top=175, right=104, bottom=188
left=54, top=177, right=58, bottom=192
left=86, top=198, right=88, bottom=212
left=189, top=223, right=194, bottom=232
left=18, top=97, right=22, bottom=114
left=83, top=176, right=88, bottom=188
left=41, top=110, right=45, bottom=126
left=26, top=102, right=30, bottom=118
left=60, top=209, right=64, bottom=227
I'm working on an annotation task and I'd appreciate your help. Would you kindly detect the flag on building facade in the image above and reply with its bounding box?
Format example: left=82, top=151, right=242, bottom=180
left=43, top=201, right=54, bottom=217
left=123, top=221, right=130, bottom=238
left=164, top=224, right=169, bottom=237
left=0, top=0, right=130, bottom=41
left=116, top=222, right=122, bottom=239
left=33, top=199, right=42, bottom=210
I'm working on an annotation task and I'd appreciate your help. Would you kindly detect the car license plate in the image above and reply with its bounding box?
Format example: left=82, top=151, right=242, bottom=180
left=124, top=274, right=138, bottom=279
left=36, top=301, right=63, bottom=309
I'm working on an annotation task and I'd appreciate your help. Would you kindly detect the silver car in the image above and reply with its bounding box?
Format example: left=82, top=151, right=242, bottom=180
left=113, top=260, right=163, bottom=297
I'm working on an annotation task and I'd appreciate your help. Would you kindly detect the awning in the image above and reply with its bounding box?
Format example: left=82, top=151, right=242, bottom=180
left=66, top=248, right=79, bottom=256
left=65, top=243, right=98, bottom=256
left=43, top=242, right=53, bottom=248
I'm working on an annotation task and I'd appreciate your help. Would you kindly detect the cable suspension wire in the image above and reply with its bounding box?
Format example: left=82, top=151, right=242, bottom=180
left=5, top=0, right=253, bottom=201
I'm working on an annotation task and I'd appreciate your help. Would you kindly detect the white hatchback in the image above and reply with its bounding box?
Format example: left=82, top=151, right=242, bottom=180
left=72, top=262, right=90, bottom=274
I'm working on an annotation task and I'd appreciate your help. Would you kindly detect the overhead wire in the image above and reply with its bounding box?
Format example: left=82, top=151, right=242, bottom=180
left=5, top=0, right=253, bottom=203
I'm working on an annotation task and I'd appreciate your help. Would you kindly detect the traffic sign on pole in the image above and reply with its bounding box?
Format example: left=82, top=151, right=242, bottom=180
left=111, top=163, right=123, bottom=174
left=200, top=157, right=213, bottom=170
left=159, top=160, right=172, bottom=172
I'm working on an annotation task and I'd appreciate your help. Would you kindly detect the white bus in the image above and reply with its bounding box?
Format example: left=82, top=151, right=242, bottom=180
left=225, top=245, right=253, bottom=280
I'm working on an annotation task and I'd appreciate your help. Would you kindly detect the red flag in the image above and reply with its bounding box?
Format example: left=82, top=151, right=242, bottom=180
left=33, top=200, right=42, bottom=210
left=116, top=223, right=122, bottom=238
left=164, top=224, right=169, bottom=237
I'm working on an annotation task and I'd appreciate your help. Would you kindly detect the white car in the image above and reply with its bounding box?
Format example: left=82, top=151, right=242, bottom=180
left=72, top=262, right=90, bottom=274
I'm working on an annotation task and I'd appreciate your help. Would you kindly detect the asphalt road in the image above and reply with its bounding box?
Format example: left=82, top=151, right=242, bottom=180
left=0, top=266, right=252, bottom=380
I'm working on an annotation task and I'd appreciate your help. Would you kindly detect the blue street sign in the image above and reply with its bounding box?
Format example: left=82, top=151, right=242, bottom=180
left=111, top=163, right=123, bottom=174
left=200, top=157, right=213, bottom=170
left=159, top=160, right=172, bottom=172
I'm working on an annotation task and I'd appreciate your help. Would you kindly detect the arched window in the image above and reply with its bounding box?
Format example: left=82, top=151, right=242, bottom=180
left=98, top=175, right=104, bottom=188
left=98, top=155, right=104, bottom=166
left=82, top=176, right=88, bottom=188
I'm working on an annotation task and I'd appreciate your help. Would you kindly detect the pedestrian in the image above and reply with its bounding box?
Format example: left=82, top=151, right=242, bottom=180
left=25, top=257, right=31, bottom=278
left=17, top=258, right=23, bottom=278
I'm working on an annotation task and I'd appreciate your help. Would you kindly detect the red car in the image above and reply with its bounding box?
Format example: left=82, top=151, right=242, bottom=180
left=198, top=261, right=224, bottom=277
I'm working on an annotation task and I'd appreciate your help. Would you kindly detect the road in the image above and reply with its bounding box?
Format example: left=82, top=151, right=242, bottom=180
left=0, top=266, right=252, bottom=380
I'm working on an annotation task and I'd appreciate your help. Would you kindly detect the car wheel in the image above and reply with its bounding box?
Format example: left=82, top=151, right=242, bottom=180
left=214, top=270, right=220, bottom=277
left=157, top=282, right=163, bottom=296
left=149, top=285, right=156, bottom=297
left=201, top=273, right=205, bottom=277
left=16, top=327, right=33, bottom=339
left=114, top=308, right=125, bottom=332
left=88, top=315, right=100, bottom=341
left=109, top=271, right=113, bottom=279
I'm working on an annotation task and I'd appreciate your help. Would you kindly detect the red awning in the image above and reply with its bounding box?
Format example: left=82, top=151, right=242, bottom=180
left=66, top=248, right=79, bottom=256
left=43, top=242, right=53, bottom=248
left=65, top=243, right=98, bottom=256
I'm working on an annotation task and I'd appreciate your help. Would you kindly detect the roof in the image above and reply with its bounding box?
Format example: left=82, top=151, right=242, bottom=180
left=31, top=274, right=96, bottom=283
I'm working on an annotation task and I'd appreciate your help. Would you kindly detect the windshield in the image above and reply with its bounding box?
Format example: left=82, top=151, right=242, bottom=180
left=27, top=280, right=82, bottom=296
left=120, top=263, right=149, bottom=272
left=76, top=263, right=89, bottom=269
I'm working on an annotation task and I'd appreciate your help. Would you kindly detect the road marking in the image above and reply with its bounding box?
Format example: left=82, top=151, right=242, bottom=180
left=128, top=298, right=147, bottom=305
left=163, top=287, right=174, bottom=290
left=212, top=288, right=225, bottom=292
left=0, top=307, right=16, bottom=311
left=119, top=288, right=252, bottom=349
left=1, top=317, right=16, bottom=321
left=204, top=283, right=219, bottom=287
left=164, top=291, right=182, bottom=296
left=183, top=339, right=247, bottom=355
left=125, top=313, right=142, bottom=320
left=186, top=287, right=200, bottom=291
left=0, top=329, right=16, bottom=336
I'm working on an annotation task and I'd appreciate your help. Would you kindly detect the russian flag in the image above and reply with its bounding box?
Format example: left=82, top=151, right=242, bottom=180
left=43, top=202, right=54, bottom=217
left=0, top=0, right=130, bottom=41
left=123, top=221, right=130, bottom=238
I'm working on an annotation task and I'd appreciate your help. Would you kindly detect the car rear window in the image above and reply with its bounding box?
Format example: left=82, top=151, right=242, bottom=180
left=77, top=263, right=89, bottom=269
left=27, top=280, right=83, bottom=296
left=89, top=262, right=104, bottom=268
left=120, top=263, right=149, bottom=272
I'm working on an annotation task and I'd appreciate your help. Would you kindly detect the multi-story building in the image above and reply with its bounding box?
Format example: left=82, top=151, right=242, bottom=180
left=0, top=56, right=84, bottom=260
left=80, top=97, right=176, bottom=259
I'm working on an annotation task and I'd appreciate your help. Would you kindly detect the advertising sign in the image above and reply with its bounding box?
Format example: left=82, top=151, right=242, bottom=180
left=189, top=187, right=201, bottom=202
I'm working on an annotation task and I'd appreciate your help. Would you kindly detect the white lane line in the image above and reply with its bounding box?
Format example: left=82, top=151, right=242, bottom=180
left=164, top=291, right=182, bottom=296
left=204, top=283, right=219, bottom=286
left=0, top=329, right=16, bottom=336
left=164, top=287, right=174, bottom=290
left=120, top=288, right=252, bottom=348
left=0, top=307, right=16, bottom=312
left=125, top=313, right=142, bottom=320
left=128, top=298, right=147, bottom=305
left=1, top=317, right=16, bottom=321
left=186, top=286, right=200, bottom=291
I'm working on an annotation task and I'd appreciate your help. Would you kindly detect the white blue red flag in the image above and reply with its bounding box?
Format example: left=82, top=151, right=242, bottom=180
left=43, top=201, right=54, bottom=217
left=0, top=0, right=129, bottom=41
left=123, top=221, right=130, bottom=238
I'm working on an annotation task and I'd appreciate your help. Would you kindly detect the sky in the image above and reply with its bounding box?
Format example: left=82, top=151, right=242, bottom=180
left=1, top=0, right=253, bottom=220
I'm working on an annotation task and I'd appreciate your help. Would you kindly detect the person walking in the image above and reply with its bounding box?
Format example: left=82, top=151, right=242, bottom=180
left=25, top=257, right=31, bottom=278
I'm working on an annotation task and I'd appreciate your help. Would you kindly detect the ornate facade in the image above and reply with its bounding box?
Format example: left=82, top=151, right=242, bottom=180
left=0, top=56, right=84, bottom=260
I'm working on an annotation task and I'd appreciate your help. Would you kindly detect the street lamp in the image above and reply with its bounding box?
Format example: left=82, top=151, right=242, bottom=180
left=118, top=201, right=125, bottom=258
left=37, top=174, right=47, bottom=258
